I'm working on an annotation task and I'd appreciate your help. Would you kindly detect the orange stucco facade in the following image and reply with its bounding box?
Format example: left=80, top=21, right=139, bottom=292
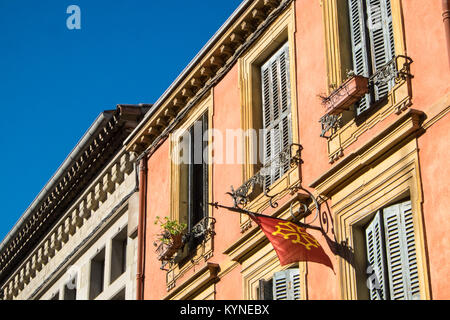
left=132, top=0, right=450, bottom=300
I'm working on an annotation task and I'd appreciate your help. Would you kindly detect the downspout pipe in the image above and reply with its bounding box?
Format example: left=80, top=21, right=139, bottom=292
left=443, top=0, right=450, bottom=67
left=136, top=157, right=148, bottom=300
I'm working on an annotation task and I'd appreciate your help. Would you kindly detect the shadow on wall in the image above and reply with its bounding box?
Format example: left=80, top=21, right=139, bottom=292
left=300, top=199, right=356, bottom=270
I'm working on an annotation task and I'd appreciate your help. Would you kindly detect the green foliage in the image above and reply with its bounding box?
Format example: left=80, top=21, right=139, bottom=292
left=154, top=216, right=187, bottom=245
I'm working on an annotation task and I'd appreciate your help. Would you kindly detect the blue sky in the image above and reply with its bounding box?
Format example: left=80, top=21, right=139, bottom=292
left=0, top=0, right=243, bottom=241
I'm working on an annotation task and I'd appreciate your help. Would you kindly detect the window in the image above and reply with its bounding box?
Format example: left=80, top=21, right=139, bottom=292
left=258, top=269, right=300, bottom=300
left=63, top=271, right=77, bottom=300
left=111, top=288, right=126, bottom=300
left=50, top=291, right=60, bottom=300
left=364, top=200, right=420, bottom=300
left=89, top=248, right=105, bottom=299
left=348, top=0, right=396, bottom=114
left=178, top=112, right=209, bottom=237
left=174, top=111, right=210, bottom=259
left=110, top=228, right=128, bottom=284
left=260, top=42, right=293, bottom=188
left=64, top=280, right=77, bottom=300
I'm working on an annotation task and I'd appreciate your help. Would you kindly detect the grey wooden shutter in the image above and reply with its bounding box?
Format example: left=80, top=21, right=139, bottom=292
left=383, top=201, right=420, bottom=300
left=272, top=269, right=300, bottom=300
left=348, top=0, right=396, bottom=115
left=261, top=42, right=292, bottom=189
left=365, top=211, right=388, bottom=300
left=366, top=0, right=396, bottom=100
left=348, top=0, right=371, bottom=114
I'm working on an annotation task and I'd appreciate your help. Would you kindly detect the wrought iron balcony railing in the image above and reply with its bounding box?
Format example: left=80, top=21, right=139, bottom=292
left=229, top=143, right=303, bottom=209
left=369, top=55, right=413, bottom=89
left=320, top=55, right=413, bottom=138
left=182, top=216, right=216, bottom=243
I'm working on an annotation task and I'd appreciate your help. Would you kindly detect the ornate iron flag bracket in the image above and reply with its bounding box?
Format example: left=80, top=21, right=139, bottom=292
left=223, top=143, right=323, bottom=224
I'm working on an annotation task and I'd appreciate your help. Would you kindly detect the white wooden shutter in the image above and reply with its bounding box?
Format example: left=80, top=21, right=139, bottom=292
left=348, top=0, right=371, bottom=114
left=366, top=0, right=396, bottom=100
left=261, top=42, right=292, bottom=189
left=365, top=211, right=388, bottom=300
left=383, top=201, right=420, bottom=300
left=272, top=269, right=301, bottom=300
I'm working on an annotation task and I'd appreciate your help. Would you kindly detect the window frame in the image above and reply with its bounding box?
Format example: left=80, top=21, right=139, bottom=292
left=170, top=94, right=213, bottom=235
left=240, top=232, right=306, bottom=300
left=363, top=200, right=420, bottom=300
left=167, top=93, right=214, bottom=289
left=88, top=246, right=106, bottom=300
left=321, top=0, right=412, bottom=164
left=110, top=226, right=128, bottom=285
left=320, top=134, right=431, bottom=300
left=238, top=3, right=300, bottom=225
left=260, top=41, right=294, bottom=189
left=322, top=0, right=406, bottom=94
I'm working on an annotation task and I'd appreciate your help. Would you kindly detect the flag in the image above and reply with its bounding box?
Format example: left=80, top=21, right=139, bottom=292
left=249, top=213, right=334, bottom=270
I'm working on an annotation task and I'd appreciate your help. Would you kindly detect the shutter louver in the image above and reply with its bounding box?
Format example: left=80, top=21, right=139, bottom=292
left=383, top=201, right=420, bottom=300
left=261, top=43, right=292, bottom=189
left=348, top=0, right=371, bottom=115
left=272, top=269, right=301, bottom=300
left=365, top=211, right=388, bottom=300
left=367, top=0, right=396, bottom=101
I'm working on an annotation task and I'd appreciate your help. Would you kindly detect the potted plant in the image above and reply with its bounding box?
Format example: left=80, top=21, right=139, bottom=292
left=153, top=216, right=187, bottom=261
left=321, top=71, right=369, bottom=115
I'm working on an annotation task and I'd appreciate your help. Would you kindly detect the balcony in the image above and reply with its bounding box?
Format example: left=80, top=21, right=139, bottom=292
left=157, top=216, right=216, bottom=269
left=319, top=55, right=414, bottom=163
left=320, top=55, right=413, bottom=139
left=229, top=143, right=303, bottom=210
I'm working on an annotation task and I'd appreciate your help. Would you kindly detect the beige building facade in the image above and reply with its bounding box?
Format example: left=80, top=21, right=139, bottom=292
left=0, top=105, right=149, bottom=300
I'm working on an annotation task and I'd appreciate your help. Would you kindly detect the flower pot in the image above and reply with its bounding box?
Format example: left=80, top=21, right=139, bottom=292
left=156, top=233, right=183, bottom=261
left=324, top=75, right=369, bottom=115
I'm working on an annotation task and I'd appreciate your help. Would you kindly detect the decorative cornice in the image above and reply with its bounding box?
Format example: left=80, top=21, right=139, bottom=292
left=126, top=0, right=293, bottom=156
left=0, top=105, right=149, bottom=291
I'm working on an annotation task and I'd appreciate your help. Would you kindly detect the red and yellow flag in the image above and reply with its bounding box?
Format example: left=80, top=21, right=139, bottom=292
left=250, top=213, right=334, bottom=270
